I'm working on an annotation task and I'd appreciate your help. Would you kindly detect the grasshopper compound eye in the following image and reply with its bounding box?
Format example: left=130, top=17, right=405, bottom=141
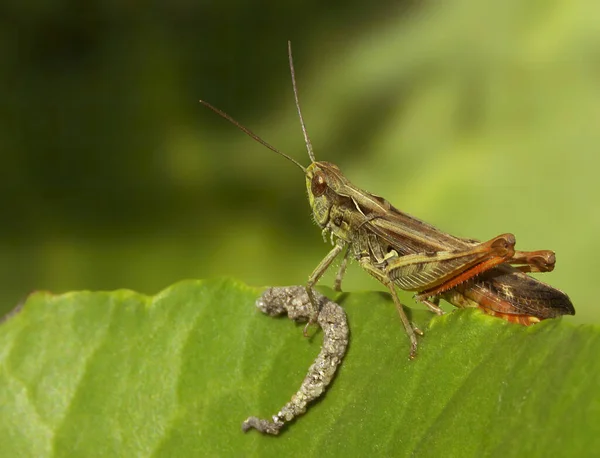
left=311, top=171, right=328, bottom=197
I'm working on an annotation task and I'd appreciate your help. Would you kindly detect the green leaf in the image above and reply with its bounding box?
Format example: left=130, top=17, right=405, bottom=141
left=1, top=278, right=598, bottom=457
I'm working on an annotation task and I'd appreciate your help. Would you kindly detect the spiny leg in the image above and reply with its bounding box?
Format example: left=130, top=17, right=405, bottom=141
left=386, top=233, right=516, bottom=297
left=378, top=234, right=517, bottom=323
left=413, top=241, right=517, bottom=301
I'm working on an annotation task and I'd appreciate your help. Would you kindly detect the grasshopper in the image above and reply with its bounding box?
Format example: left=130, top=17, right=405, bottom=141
left=200, top=42, right=574, bottom=358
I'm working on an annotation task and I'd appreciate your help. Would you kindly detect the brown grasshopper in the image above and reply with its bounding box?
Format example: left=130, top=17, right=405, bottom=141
left=200, top=42, right=574, bottom=358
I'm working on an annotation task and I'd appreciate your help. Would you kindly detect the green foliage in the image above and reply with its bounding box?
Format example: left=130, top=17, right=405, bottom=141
left=1, top=279, right=597, bottom=457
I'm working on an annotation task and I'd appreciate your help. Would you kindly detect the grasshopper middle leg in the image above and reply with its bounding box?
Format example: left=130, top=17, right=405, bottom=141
left=359, top=256, right=421, bottom=359
left=334, top=245, right=351, bottom=292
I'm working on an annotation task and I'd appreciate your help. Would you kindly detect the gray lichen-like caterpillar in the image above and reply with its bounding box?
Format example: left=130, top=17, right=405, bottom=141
left=242, top=286, right=349, bottom=435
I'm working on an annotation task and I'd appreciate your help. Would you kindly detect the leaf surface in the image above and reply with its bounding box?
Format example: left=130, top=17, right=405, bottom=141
left=0, top=279, right=597, bottom=457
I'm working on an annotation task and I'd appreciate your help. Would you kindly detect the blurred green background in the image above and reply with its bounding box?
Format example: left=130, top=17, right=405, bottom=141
left=2, top=1, right=599, bottom=324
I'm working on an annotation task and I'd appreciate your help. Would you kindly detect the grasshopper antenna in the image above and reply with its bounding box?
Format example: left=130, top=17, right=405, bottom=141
left=199, top=99, right=306, bottom=173
left=287, top=41, right=316, bottom=163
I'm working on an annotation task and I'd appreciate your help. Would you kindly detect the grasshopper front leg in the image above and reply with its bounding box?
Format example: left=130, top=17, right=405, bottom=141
left=303, top=239, right=346, bottom=336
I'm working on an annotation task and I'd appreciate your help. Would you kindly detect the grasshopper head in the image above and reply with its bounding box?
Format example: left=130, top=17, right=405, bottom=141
left=306, top=161, right=346, bottom=228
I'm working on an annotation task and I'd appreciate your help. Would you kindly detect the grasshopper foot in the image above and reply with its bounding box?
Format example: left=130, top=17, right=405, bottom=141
left=302, top=319, right=316, bottom=337
left=408, top=338, right=418, bottom=360
left=407, top=325, right=422, bottom=359
left=333, top=279, right=343, bottom=292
